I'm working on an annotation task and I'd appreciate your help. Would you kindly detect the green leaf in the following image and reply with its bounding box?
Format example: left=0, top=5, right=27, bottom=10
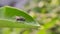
left=43, top=17, right=59, bottom=29
left=37, top=16, right=59, bottom=34
left=0, top=6, right=40, bottom=28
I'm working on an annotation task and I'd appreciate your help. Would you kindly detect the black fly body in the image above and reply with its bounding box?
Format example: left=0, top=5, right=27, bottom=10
left=15, top=16, right=25, bottom=22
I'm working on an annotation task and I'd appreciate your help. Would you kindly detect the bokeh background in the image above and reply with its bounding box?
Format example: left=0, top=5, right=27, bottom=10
left=0, top=0, right=60, bottom=34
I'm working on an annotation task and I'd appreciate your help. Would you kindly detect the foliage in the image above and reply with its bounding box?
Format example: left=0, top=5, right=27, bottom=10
left=0, top=0, right=60, bottom=34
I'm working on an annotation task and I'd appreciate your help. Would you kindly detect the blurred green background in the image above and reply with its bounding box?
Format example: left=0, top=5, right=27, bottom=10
left=0, top=0, right=60, bottom=34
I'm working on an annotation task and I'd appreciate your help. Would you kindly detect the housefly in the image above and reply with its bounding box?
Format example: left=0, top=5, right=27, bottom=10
left=15, top=16, right=25, bottom=22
